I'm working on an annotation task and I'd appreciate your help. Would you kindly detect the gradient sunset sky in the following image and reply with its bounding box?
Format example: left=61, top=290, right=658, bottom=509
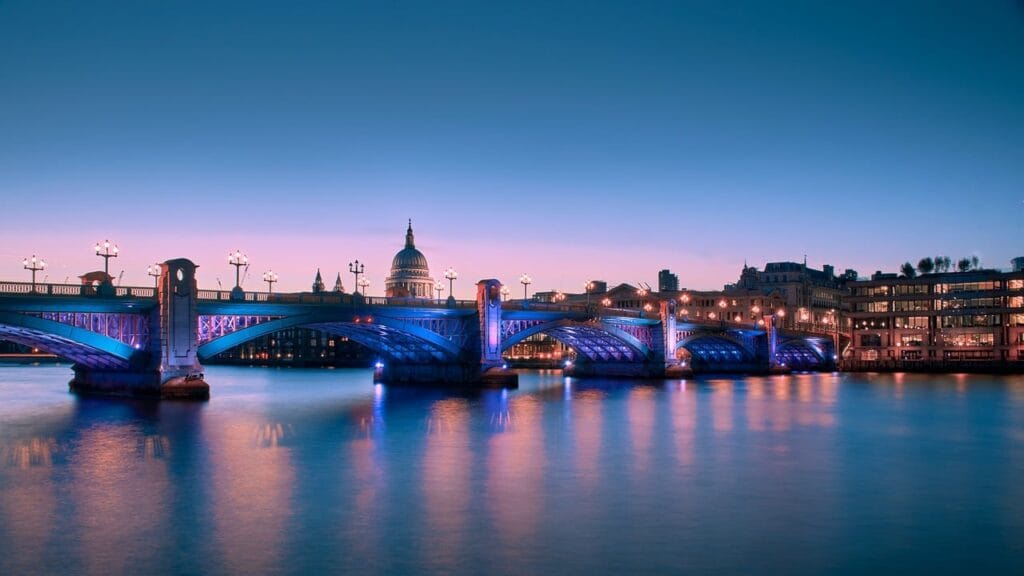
left=2, top=1, right=1022, bottom=297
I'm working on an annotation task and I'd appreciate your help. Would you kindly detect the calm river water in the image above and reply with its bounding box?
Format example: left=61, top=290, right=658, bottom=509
left=1, top=365, right=1023, bottom=575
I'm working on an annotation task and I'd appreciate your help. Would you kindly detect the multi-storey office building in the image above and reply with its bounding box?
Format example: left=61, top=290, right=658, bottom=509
left=846, top=268, right=1024, bottom=366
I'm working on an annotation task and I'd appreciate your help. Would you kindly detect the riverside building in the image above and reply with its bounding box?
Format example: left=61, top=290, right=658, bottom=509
left=846, top=264, right=1024, bottom=369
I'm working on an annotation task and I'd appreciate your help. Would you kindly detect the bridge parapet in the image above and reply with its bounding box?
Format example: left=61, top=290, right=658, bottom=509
left=0, top=281, right=156, bottom=298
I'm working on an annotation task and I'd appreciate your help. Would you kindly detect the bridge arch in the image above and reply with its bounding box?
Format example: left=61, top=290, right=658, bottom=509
left=776, top=337, right=829, bottom=369
left=677, top=333, right=755, bottom=367
left=501, top=319, right=652, bottom=362
left=197, top=313, right=464, bottom=363
left=0, top=311, right=139, bottom=370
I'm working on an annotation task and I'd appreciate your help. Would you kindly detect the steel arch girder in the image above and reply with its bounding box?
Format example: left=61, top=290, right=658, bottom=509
left=0, top=310, right=139, bottom=369
left=501, top=318, right=653, bottom=361
left=196, top=312, right=464, bottom=362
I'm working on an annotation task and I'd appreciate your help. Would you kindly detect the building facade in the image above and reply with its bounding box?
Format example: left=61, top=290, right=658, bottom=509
left=846, top=268, right=1024, bottom=366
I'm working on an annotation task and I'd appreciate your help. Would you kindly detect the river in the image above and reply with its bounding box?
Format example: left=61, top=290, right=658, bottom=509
left=1, top=364, right=1023, bottom=575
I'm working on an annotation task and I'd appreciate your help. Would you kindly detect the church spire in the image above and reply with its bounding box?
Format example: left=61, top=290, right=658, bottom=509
left=312, top=268, right=325, bottom=293
left=333, top=273, right=345, bottom=293
left=405, top=218, right=415, bottom=249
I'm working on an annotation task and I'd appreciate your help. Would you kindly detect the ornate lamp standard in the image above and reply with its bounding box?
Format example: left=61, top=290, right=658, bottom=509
left=22, top=255, right=45, bottom=293
left=434, top=281, right=445, bottom=304
left=349, top=260, right=365, bottom=295
left=444, top=267, right=458, bottom=302
left=500, top=285, right=510, bottom=302
left=263, top=270, right=278, bottom=293
left=357, top=277, right=370, bottom=296
left=718, top=299, right=728, bottom=326
left=94, top=240, right=119, bottom=278
left=585, top=280, right=594, bottom=306
left=146, top=263, right=161, bottom=288
left=227, top=250, right=248, bottom=300
left=519, top=273, right=532, bottom=301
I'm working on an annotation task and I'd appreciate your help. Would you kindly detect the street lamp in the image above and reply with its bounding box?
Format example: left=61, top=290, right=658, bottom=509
left=601, top=297, right=612, bottom=307
left=146, top=263, right=161, bottom=288
left=519, top=273, right=532, bottom=301
left=94, top=240, right=119, bottom=277
left=349, top=260, right=365, bottom=295
left=444, top=267, right=458, bottom=300
left=228, top=250, right=248, bottom=288
left=357, top=277, right=370, bottom=296
left=718, top=299, right=727, bottom=326
left=554, top=291, right=566, bottom=303
left=500, top=285, right=510, bottom=302
left=22, top=255, right=45, bottom=292
left=263, top=270, right=278, bottom=293
left=434, top=281, right=445, bottom=304
left=585, top=280, right=594, bottom=306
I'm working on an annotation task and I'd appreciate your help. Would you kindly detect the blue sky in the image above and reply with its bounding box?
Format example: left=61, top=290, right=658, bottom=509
left=1, top=0, right=1022, bottom=295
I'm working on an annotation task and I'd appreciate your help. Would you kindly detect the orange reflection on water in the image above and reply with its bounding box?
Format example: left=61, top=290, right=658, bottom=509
left=209, top=420, right=294, bottom=575
left=709, top=379, right=735, bottom=433
left=573, top=390, right=605, bottom=493
left=486, top=395, right=545, bottom=546
left=627, top=386, right=657, bottom=476
left=746, top=375, right=837, bottom=432
left=69, top=425, right=171, bottom=576
left=668, top=382, right=697, bottom=469
left=0, top=438, right=58, bottom=572
left=421, top=398, right=471, bottom=571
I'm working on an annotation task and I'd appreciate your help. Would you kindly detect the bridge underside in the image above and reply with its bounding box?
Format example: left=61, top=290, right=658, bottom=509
left=305, top=322, right=457, bottom=363
left=0, top=325, right=130, bottom=369
left=540, top=324, right=647, bottom=363
left=777, top=339, right=833, bottom=370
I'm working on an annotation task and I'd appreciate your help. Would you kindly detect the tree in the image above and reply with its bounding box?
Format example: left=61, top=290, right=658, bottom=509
left=917, top=257, right=935, bottom=275
left=957, top=258, right=971, bottom=272
left=934, top=256, right=951, bottom=273
left=971, top=255, right=980, bottom=270
left=901, top=262, right=917, bottom=278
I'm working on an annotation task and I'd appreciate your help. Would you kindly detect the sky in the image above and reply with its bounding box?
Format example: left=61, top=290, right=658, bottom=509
left=1, top=0, right=1022, bottom=297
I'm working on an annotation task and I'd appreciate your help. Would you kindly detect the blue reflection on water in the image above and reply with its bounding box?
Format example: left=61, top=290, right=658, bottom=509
left=1, top=365, right=1024, bottom=575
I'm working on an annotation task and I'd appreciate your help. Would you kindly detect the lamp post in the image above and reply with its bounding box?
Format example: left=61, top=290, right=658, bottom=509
left=94, top=240, right=119, bottom=277
left=585, top=280, right=594, bottom=306
left=146, top=263, right=161, bottom=288
left=228, top=250, right=248, bottom=288
left=263, top=270, right=278, bottom=293
left=554, top=291, right=566, bottom=303
left=349, top=260, right=365, bottom=295
left=519, top=273, right=532, bottom=301
left=22, top=255, right=45, bottom=292
left=444, top=267, right=458, bottom=300
left=357, top=277, right=370, bottom=296
left=434, top=281, right=445, bottom=304
left=500, top=285, right=510, bottom=302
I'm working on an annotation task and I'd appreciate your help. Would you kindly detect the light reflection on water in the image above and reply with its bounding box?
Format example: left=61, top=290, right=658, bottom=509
left=1, top=365, right=1023, bottom=575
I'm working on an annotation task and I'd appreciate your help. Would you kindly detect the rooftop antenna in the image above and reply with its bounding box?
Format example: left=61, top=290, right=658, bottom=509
left=216, top=277, right=223, bottom=290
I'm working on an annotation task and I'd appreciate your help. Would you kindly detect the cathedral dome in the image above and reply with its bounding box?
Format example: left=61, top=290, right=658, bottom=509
left=386, top=221, right=435, bottom=298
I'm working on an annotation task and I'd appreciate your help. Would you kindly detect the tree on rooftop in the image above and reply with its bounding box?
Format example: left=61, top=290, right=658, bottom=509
left=900, top=262, right=917, bottom=278
left=917, top=257, right=935, bottom=275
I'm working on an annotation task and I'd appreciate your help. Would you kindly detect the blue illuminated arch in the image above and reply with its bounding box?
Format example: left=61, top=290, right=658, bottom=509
left=197, top=313, right=463, bottom=362
left=0, top=311, right=138, bottom=369
left=501, top=319, right=652, bottom=362
left=677, top=333, right=754, bottom=364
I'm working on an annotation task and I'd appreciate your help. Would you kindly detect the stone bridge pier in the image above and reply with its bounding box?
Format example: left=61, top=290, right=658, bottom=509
left=70, top=259, right=209, bottom=400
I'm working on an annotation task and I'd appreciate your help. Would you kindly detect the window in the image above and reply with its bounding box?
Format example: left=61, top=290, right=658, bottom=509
left=895, top=316, right=928, bottom=329
left=900, top=335, right=925, bottom=347
left=946, top=333, right=995, bottom=347
left=860, top=334, right=882, bottom=347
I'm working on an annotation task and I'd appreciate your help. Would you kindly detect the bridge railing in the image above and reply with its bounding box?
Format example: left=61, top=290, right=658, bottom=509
left=195, top=290, right=478, bottom=308
left=0, top=281, right=156, bottom=298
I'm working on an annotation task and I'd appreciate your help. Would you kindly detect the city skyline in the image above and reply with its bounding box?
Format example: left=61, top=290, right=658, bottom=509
left=2, top=1, right=1023, bottom=295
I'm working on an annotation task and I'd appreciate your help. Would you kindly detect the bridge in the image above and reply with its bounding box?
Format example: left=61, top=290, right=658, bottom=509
left=0, top=259, right=837, bottom=399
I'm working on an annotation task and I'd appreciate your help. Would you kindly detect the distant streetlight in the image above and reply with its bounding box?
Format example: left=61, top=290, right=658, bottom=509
left=680, top=293, right=690, bottom=304
left=228, top=250, right=248, bottom=288
left=554, top=291, right=566, bottom=303
left=94, top=240, right=119, bottom=277
left=22, top=255, right=45, bottom=292
left=585, top=280, right=595, bottom=306
left=434, top=281, right=445, bottom=304
left=519, top=273, right=532, bottom=301
left=146, top=263, right=161, bottom=288
left=263, top=270, right=279, bottom=293
left=349, top=260, right=365, bottom=295
left=357, top=277, right=370, bottom=295
left=601, top=297, right=612, bottom=307
left=718, top=299, right=727, bottom=326
left=444, top=267, right=458, bottom=300
left=500, top=285, right=510, bottom=302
